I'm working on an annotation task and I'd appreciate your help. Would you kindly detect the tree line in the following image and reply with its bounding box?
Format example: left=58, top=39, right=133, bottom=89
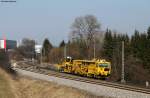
left=40, top=15, right=150, bottom=84
left=14, top=15, right=150, bottom=85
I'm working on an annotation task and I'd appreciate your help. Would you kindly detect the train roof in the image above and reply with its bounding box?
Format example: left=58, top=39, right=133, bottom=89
left=73, top=59, right=111, bottom=64
left=73, top=59, right=95, bottom=63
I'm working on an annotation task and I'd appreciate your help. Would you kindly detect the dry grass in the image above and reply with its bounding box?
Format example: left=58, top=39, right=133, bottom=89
left=0, top=69, right=15, bottom=98
left=0, top=68, right=112, bottom=98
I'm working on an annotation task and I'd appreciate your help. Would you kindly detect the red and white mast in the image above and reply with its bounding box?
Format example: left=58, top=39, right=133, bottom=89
left=4, top=36, right=6, bottom=51
left=0, top=35, right=7, bottom=51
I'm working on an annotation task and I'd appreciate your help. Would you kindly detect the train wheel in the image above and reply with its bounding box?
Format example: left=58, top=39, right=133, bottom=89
left=87, top=73, right=91, bottom=77
left=94, top=75, right=98, bottom=79
left=100, top=77, right=106, bottom=80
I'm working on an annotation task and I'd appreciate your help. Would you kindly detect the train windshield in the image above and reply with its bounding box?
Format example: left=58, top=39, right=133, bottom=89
left=99, top=63, right=109, bottom=67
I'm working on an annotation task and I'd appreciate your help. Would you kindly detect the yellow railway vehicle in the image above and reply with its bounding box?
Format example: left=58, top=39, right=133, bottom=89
left=56, top=57, right=111, bottom=79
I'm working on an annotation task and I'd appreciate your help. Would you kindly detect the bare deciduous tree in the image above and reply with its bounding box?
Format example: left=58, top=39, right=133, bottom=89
left=70, top=15, right=101, bottom=59
left=71, top=15, right=100, bottom=43
left=17, top=38, right=35, bottom=59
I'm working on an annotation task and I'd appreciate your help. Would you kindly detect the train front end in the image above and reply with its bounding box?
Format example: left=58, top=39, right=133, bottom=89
left=96, top=59, right=111, bottom=77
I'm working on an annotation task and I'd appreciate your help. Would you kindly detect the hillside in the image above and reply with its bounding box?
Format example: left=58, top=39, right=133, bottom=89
left=0, top=51, right=112, bottom=98
left=0, top=69, right=15, bottom=98
left=0, top=68, right=113, bottom=98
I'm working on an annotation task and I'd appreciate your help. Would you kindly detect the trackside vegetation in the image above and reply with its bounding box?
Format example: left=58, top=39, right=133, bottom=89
left=13, top=15, right=150, bottom=86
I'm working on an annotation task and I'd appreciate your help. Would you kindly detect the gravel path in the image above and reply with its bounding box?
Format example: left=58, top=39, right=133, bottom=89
left=14, top=68, right=150, bottom=98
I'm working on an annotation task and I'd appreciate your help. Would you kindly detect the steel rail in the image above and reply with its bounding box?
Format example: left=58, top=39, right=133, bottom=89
left=16, top=61, right=150, bottom=94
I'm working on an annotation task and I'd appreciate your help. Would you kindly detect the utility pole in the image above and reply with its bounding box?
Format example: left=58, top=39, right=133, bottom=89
left=93, top=36, right=96, bottom=59
left=121, top=41, right=125, bottom=83
left=64, top=43, right=67, bottom=58
left=40, top=47, right=43, bottom=65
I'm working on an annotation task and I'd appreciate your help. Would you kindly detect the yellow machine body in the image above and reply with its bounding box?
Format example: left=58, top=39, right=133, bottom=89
left=56, top=57, right=111, bottom=78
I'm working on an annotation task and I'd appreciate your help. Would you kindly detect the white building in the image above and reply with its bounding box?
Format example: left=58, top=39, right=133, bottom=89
left=35, top=45, right=42, bottom=54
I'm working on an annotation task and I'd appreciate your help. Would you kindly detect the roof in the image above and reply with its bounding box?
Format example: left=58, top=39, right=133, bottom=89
left=73, top=59, right=95, bottom=63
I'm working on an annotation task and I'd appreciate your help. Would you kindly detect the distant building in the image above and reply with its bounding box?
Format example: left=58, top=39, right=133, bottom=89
left=6, top=40, right=17, bottom=49
left=35, top=45, right=42, bottom=54
left=0, top=39, right=17, bottom=50
left=0, top=39, right=6, bottom=49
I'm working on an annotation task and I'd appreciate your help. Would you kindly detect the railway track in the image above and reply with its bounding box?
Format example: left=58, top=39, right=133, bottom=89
left=15, top=61, right=150, bottom=94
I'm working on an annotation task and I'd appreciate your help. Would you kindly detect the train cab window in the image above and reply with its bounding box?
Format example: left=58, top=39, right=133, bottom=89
left=66, top=57, right=72, bottom=62
left=66, top=58, right=70, bottom=62
left=71, top=59, right=73, bottom=62
left=99, top=63, right=108, bottom=67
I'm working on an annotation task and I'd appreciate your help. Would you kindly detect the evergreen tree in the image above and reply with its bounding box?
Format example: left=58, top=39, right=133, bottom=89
left=131, top=30, right=140, bottom=58
left=102, top=29, right=113, bottom=60
left=147, top=26, right=150, bottom=39
left=130, top=29, right=150, bottom=71
left=139, top=33, right=150, bottom=70
left=42, top=38, right=53, bottom=62
left=59, top=40, right=65, bottom=47
left=145, top=27, right=150, bottom=70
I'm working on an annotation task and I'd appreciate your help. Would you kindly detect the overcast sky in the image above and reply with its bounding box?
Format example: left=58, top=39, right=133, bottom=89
left=0, top=0, right=150, bottom=46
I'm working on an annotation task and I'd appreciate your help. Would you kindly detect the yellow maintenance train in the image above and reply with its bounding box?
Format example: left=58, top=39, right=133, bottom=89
left=56, top=57, right=111, bottom=79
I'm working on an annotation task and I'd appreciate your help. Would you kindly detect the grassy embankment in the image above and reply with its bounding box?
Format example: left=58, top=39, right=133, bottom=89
left=0, top=51, right=112, bottom=98
left=0, top=68, right=113, bottom=98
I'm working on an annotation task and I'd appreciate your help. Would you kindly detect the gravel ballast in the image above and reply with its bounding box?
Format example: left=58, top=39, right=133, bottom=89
left=14, top=68, right=150, bottom=98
